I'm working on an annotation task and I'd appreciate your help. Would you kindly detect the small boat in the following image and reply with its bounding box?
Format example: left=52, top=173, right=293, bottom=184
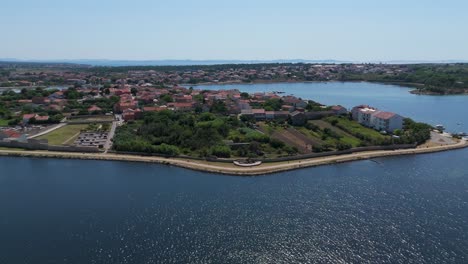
left=233, top=160, right=262, bottom=167
left=435, top=124, right=445, bottom=131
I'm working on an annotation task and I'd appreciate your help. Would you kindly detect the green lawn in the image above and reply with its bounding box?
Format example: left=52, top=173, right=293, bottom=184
left=0, top=119, right=11, bottom=126
left=325, top=116, right=387, bottom=141
left=37, top=124, right=88, bottom=145
left=0, top=146, right=25, bottom=151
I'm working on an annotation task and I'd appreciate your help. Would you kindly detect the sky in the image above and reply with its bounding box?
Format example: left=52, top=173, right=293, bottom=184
left=1, top=0, right=467, bottom=61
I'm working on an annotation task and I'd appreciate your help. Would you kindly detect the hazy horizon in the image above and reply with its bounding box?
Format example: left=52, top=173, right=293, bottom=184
left=2, top=0, right=468, bottom=61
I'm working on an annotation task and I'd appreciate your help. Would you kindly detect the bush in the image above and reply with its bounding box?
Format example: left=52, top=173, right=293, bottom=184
left=210, top=145, right=231, bottom=158
left=270, top=138, right=285, bottom=148
left=336, top=142, right=352, bottom=150
left=305, top=122, right=319, bottom=131
left=153, top=143, right=180, bottom=156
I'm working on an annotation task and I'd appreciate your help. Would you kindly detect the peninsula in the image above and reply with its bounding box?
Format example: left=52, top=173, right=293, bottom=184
left=1, top=74, right=466, bottom=175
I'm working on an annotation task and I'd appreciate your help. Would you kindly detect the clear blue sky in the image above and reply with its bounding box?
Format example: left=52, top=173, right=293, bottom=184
left=1, top=0, right=467, bottom=61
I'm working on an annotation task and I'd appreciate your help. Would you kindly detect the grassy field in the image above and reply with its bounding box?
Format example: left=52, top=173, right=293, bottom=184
left=0, top=119, right=11, bottom=126
left=37, top=124, right=88, bottom=145
left=324, top=116, right=387, bottom=140
left=0, top=147, right=25, bottom=151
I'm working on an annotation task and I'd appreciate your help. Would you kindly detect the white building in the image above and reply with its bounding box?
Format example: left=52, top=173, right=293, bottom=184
left=352, top=105, right=404, bottom=133
left=370, top=111, right=404, bottom=132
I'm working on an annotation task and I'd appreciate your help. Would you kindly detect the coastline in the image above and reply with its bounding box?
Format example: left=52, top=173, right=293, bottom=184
left=0, top=140, right=466, bottom=176
left=185, top=80, right=468, bottom=96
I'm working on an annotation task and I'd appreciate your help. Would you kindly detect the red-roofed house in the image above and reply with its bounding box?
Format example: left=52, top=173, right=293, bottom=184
left=167, top=102, right=194, bottom=111
left=88, top=105, right=102, bottom=113
left=122, top=109, right=143, bottom=121
left=352, top=105, right=403, bottom=132
left=35, top=115, right=50, bottom=122
left=174, top=94, right=192, bottom=103
left=251, top=109, right=266, bottom=120
left=22, top=113, right=37, bottom=124
left=143, top=106, right=167, bottom=112
left=370, top=111, right=403, bottom=132
left=331, top=105, right=348, bottom=115
left=0, top=129, right=21, bottom=139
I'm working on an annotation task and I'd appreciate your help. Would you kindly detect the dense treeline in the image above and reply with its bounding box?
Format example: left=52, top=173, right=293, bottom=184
left=398, top=118, right=432, bottom=144
left=88, top=63, right=309, bottom=74
left=345, top=64, right=468, bottom=94
left=112, top=111, right=296, bottom=158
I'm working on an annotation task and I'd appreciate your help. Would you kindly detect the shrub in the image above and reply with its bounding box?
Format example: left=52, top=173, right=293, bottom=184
left=336, top=142, right=352, bottom=150
left=210, top=145, right=231, bottom=158
left=270, top=138, right=285, bottom=148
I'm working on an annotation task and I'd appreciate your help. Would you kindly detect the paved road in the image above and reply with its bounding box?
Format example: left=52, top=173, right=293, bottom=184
left=103, top=121, right=118, bottom=153
left=28, top=123, right=67, bottom=139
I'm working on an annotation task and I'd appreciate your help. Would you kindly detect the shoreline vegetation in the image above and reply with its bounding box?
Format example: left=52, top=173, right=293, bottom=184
left=1, top=62, right=468, bottom=95
left=186, top=80, right=468, bottom=96
left=0, top=139, right=466, bottom=176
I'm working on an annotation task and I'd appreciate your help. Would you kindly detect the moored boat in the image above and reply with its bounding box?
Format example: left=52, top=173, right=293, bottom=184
left=233, top=160, right=262, bottom=167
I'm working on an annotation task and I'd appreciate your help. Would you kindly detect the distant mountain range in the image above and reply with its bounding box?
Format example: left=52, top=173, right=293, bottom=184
left=1, top=58, right=467, bottom=67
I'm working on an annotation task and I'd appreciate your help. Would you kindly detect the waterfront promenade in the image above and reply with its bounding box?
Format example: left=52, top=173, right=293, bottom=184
left=1, top=139, right=466, bottom=176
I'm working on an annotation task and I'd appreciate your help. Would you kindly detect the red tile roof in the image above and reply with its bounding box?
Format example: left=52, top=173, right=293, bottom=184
left=35, top=115, right=49, bottom=121
left=373, top=111, right=396, bottom=120
left=22, top=114, right=36, bottom=120
left=2, top=129, right=21, bottom=138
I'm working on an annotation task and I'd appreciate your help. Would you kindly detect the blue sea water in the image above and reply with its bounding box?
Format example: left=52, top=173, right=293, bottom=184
left=1, top=82, right=467, bottom=263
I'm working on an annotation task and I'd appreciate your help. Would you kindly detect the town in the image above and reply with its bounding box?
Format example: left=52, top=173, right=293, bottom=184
left=2, top=61, right=468, bottom=98
left=0, top=72, right=439, bottom=161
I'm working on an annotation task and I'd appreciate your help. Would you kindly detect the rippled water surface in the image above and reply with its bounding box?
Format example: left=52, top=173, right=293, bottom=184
left=1, top=151, right=468, bottom=263
left=1, top=82, right=468, bottom=263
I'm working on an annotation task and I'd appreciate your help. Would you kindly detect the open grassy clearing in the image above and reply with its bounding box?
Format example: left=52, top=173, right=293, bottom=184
left=324, top=116, right=387, bottom=140
left=37, top=124, right=88, bottom=145
left=0, top=119, right=12, bottom=126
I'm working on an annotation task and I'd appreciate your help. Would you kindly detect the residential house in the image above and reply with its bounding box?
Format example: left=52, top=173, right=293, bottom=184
left=22, top=113, right=37, bottom=124
left=290, top=111, right=306, bottom=126
left=88, top=105, right=102, bottom=113
left=251, top=109, right=266, bottom=120
left=370, top=111, right=404, bottom=132
left=352, top=105, right=403, bottom=132
left=331, top=105, right=348, bottom=115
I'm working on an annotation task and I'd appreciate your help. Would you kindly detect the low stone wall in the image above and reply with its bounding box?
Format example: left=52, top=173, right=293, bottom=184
left=109, top=144, right=417, bottom=163
left=260, top=144, right=417, bottom=163
left=48, top=145, right=102, bottom=153
left=67, top=115, right=113, bottom=120
left=66, top=115, right=114, bottom=124
left=0, top=140, right=101, bottom=153
left=66, top=120, right=113, bottom=124
left=0, top=140, right=48, bottom=150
